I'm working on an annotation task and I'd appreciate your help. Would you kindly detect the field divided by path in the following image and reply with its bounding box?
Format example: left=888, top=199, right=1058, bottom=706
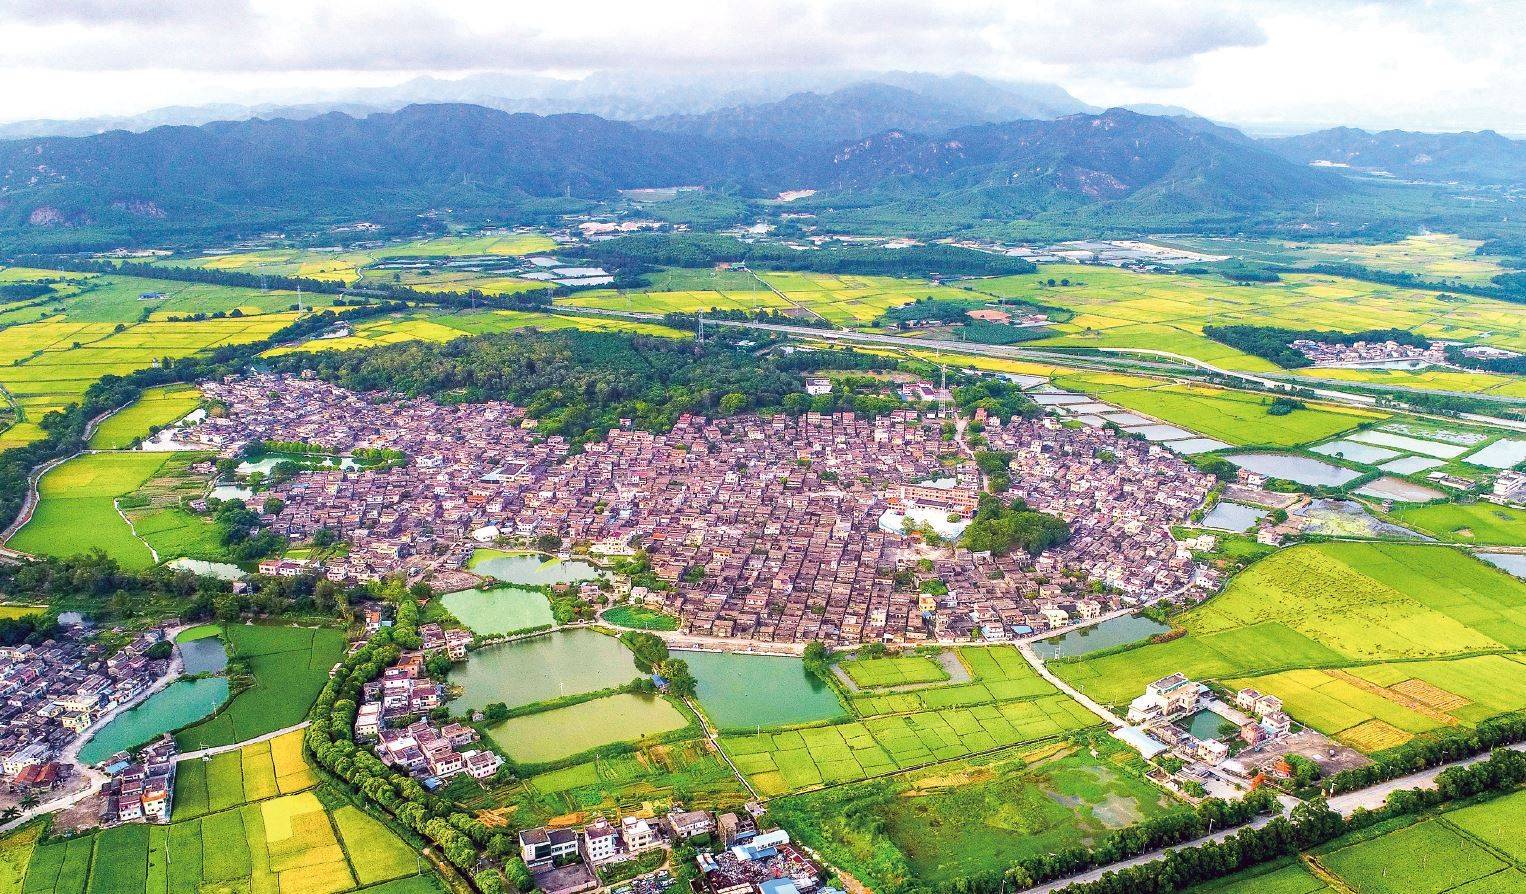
left=7, top=452, right=172, bottom=568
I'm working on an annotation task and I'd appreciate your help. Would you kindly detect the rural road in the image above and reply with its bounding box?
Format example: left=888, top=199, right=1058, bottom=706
left=1326, top=741, right=1526, bottom=815
left=175, top=721, right=311, bottom=763
left=1017, top=642, right=1123, bottom=730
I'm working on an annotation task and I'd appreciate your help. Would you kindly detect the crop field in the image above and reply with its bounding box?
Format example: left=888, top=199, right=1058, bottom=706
left=841, top=655, right=949, bottom=688
left=851, top=646, right=1055, bottom=715
left=8, top=451, right=173, bottom=568
left=1052, top=371, right=1385, bottom=447
left=559, top=270, right=972, bottom=325
left=160, top=232, right=556, bottom=285
left=15, top=790, right=435, bottom=894
left=88, top=385, right=202, bottom=449
left=175, top=625, right=346, bottom=751
left=0, top=824, right=40, bottom=894
left=1169, top=233, right=1511, bottom=287
left=174, top=730, right=317, bottom=820
left=1296, top=365, right=1526, bottom=399
left=1389, top=501, right=1526, bottom=546
left=368, top=232, right=556, bottom=258
left=0, top=270, right=301, bottom=447
left=268, top=309, right=689, bottom=355
left=772, top=740, right=1181, bottom=892
left=482, top=737, right=750, bottom=826
left=1053, top=542, right=1526, bottom=708
left=721, top=692, right=1098, bottom=796
left=1229, top=653, right=1526, bottom=752
left=970, top=263, right=1526, bottom=370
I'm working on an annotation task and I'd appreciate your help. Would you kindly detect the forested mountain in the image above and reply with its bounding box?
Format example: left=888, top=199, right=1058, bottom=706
left=0, top=103, right=1341, bottom=244
left=1264, top=126, right=1526, bottom=185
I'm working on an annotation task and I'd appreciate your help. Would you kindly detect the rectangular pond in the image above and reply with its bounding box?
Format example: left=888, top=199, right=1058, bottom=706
left=1225, top=453, right=1362, bottom=487
left=1166, top=438, right=1232, bottom=455
left=680, top=651, right=847, bottom=731
left=1125, top=424, right=1196, bottom=442
left=468, top=550, right=600, bottom=586
left=484, top=692, right=688, bottom=764
left=1463, top=439, right=1526, bottom=470
left=1311, top=440, right=1400, bottom=465
left=1379, top=456, right=1445, bottom=475
left=1348, top=431, right=1467, bottom=459
left=441, top=587, right=553, bottom=635
left=1354, top=477, right=1445, bottom=502
left=447, top=629, right=637, bottom=712
left=1035, top=614, right=1171, bottom=659
left=1178, top=709, right=1233, bottom=742
left=1201, top=501, right=1267, bottom=533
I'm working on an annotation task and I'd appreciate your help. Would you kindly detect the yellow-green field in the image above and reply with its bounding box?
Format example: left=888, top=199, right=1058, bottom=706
left=1170, top=233, right=1511, bottom=287
left=88, top=384, right=202, bottom=449
left=267, top=309, right=690, bottom=355
left=1053, top=542, right=1526, bottom=752
left=971, top=263, right=1526, bottom=372
left=7, top=451, right=172, bottom=568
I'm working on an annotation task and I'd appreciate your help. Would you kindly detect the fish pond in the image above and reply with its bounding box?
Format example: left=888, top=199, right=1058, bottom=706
left=1225, top=453, right=1362, bottom=487
left=442, top=587, right=554, bottom=635
left=1480, top=552, right=1526, bottom=579
left=448, top=629, right=637, bottom=712
left=680, top=651, right=847, bottom=730
left=177, top=632, right=229, bottom=675
left=167, top=558, right=246, bottom=580
left=1178, top=709, right=1234, bottom=742
left=1035, top=614, right=1171, bottom=659
left=78, top=677, right=229, bottom=764
left=469, top=550, right=600, bottom=586
left=1201, top=501, right=1266, bottom=533
left=485, top=692, right=689, bottom=764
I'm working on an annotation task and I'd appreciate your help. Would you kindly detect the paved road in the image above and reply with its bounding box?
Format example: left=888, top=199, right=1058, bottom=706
left=1327, top=741, right=1526, bottom=816
left=1017, top=642, right=1123, bottom=730
left=1024, top=812, right=1285, bottom=894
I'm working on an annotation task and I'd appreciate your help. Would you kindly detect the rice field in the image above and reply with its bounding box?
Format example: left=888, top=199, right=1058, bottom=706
left=850, top=646, right=1056, bottom=715
left=1169, top=233, right=1512, bottom=287
left=7, top=451, right=173, bottom=568
left=173, top=730, right=318, bottom=820
left=970, top=263, right=1526, bottom=371
left=88, top=385, right=202, bottom=449
left=1053, top=542, right=1526, bottom=708
left=174, top=625, right=347, bottom=751
left=1389, top=501, right=1526, bottom=546
left=267, top=309, right=690, bottom=356
left=721, top=693, right=1099, bottom=796
left=841, top=655, right=949, bottom=688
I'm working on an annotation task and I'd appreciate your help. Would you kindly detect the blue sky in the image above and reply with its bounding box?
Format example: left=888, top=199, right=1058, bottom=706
left=0, top=0, right=1519, bottom=134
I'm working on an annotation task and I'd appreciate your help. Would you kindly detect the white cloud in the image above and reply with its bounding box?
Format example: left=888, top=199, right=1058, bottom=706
left=0, top=0, right=1518, bottom=132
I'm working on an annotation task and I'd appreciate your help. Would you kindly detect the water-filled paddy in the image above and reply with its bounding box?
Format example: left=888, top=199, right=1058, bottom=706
left=1035, top=614, right=1170, bottom=659
left=448, top=629, right=637, bottom=712
left=469, top=550, right=600, bottom=586
left=1354, top=477, right=1445, bottom=502
left=681, top=651, right=846, bottom=730
left=484, top=692, right=688, bottom=763
left=1225, top=453, right=1362, bottom=487
left=1311, top=439, right=1400, bottom=464
left=78, top=677, right=229, bottom=764
left=1463, top=439, right=1526, bottom=469
left=442, top=587, right=553, bottom=634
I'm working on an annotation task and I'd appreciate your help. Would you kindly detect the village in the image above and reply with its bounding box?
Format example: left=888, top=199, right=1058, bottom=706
left=178, top=372, right=1221, bottom=646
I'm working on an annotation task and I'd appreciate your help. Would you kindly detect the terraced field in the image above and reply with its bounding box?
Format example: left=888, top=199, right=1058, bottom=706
left=1054, top=542, right=1526, bottom=750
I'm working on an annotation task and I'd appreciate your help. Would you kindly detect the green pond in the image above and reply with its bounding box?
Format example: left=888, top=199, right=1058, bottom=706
left=441, top=587, right=554, bottom=635
left=680, top=651, right=847, bottom=731
left=1180, top=709, right=1233, bottom=741
left=177, top=635, right=229, bottom=675
left=448, top=629, right=638, bottom=712
left=485, top=693, right=687, bottom=764
left=78, top=677, right=229, bottom=764
left=469, top=550, right=599, bottom=586
left=1035, top=614, right=1171, bottom=659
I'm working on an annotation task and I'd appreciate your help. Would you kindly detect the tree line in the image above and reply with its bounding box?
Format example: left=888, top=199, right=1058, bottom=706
left=582, top=233, right=1038, bottom=279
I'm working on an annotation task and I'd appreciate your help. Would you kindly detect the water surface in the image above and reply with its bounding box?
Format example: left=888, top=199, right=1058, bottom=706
left=1201, top=501, right=1266, bottom=533
left=167, top=558, right=246, bottom=580
left=1036, top=614, right=1170, bottom=659
left=1225, top=453, right=1361, bottom=487
left=484, top=692, right=687, bottom=764
left=177, top=635, right=228, bottom=675
left=78, top=677, right=229, bottom=764
left=448, top=629, right=637, bottom=712
left=470, top=551, right=599, bottom=586
left=442, top=587, right=554, bottom=635
left=1480, top=552, right=1526, bottom=579
left=680, top=651, right=846, bottom=730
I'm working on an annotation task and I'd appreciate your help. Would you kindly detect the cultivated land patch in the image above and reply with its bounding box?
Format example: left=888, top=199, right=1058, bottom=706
left=175, top=625, right=346, bottom=751
left=8, top=451, right=172, bottom=568
left=1054, top=542, right=1526, bottom=712
left=267, top=309, right=689, bottom=355
left=841, top=655, right=950, bottom=688
left=772, top=740, right=1181, bottom=892
left=850, top=646, right=1055, bottom=716
left=1389, top=501, right=1526, bottom=547
left=88, top=384, right=202, bottom=449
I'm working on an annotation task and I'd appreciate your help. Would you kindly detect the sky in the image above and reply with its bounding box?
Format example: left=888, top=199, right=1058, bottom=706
left=0, top=0, right=1520, bottom=134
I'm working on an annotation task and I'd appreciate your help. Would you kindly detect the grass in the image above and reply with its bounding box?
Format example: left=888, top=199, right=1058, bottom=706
left=7, top=451, right=171, bottom=568
left=88, top=385, right=201, bottom=449
left=1389, top=502, right=1526, bottom=546
left=601, top=604, right=680, bottom=631
left=175, top=625, right=346, bottom=751
left=722, top=693, right=1098, bottom=796
left=841, top=655, right=950, bottom=688
left=484, top=693, right=689, bottom=764
left=1054, top=542, right=1526, bottom=708
left=772, top=740, right=1180, bottom=892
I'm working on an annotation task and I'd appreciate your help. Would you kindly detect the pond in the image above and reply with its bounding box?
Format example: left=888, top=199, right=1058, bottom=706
left=1295, top=499, right=1430, bottom=540
left=1463, top=439, right=1526, bottom=469
left=1480, top=552, right=1526, bottom=579
left=447, top=629, right=637, bottom=712
left=1035, top=614, right=1170, bottom=660
left=484, top=692, right=688, bottom=764
left=679, top=651, right=847, bottom=731
left=1125, top=424, right=1196, bottom=442
left=208, top=483, right=254, bottom=502
left=468, top=550, right=600, bottom=586
left=176, top=634, right=228, bottom=675
left=1311, top=439, right=1400, bottom=465
left=1224, top=453, right=1362, bottom=488
left=1378, top=456, right=1444, bottom=475
left=1354, top=477, right=1445, bottom=502
left=77, top=677, right=229, bottom=764
left=235, top=453, right=358, bottom=476
left=1178, top=709, right=1233, bottom=742
left=441, top=587, right=554, bottom=635
left=167, top=558, right=246, bottom=580
left=1201, top=501, right=1266, bottom=533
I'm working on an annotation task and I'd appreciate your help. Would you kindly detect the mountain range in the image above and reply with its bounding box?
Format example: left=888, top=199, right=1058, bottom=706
left=0, top=102, right=1342, bottom=243
left=1265, top=127, right=1526, bottom=185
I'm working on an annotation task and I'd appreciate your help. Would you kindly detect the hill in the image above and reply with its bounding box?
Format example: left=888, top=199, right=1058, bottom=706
left=1265, top=126, right=1526, bottom=185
